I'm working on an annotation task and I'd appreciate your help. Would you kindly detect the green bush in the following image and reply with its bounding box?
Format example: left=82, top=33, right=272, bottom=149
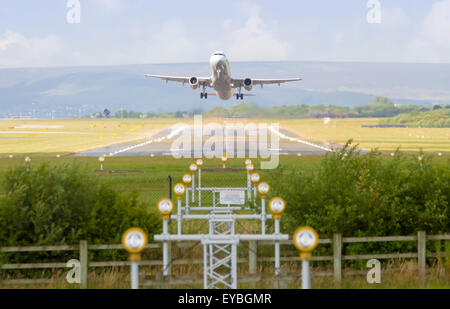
left=0, top=163, right=160, bottom=246
left=270, top=142, right=449, bottom=237
left=268, top=142, right=449, bottom=266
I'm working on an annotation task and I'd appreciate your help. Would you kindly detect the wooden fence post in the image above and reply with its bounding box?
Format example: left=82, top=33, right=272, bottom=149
left=333, top=233, right=342, bottom=285
left=418, top=231, right=426, bottom=284
left=79, top=240, right=88, bottom=289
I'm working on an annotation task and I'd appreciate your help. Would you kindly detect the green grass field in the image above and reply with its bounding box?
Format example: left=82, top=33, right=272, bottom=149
left=1, top=117, right=449, bottom=155
left=280, top=118, right=450, bottom=152
left=0, top=118, right=180, bottom=154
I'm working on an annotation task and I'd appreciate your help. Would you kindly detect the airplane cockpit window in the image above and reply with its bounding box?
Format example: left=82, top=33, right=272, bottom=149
left=213, top=52, right=225, bottom=56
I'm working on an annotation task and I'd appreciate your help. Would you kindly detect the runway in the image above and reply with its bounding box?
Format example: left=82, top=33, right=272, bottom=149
left=72, top=125, right=338, bottom=157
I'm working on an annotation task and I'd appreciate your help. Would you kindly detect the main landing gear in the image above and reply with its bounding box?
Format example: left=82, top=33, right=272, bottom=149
left=200, top=84, right=208, bottom=99
left=236, top=86, right=244, bottom=100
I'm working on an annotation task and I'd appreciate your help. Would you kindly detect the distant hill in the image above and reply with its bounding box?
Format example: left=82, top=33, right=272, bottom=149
left=0, top=61, right=449, bottom=118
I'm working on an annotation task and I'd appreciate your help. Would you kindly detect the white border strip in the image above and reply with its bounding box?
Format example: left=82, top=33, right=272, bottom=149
left=107, top=125, right=185, bottom=157
left=268, top=126, right=333, bottom=152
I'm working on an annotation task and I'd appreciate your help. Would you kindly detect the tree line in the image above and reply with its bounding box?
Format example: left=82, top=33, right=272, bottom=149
left=83, top=97, right=448, bottom=120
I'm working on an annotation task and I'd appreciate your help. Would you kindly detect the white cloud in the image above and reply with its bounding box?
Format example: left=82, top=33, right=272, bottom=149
left=0, top=31, right=64, bottom=68
left=408, top=0, right=450, bottom=63
left=380, top=7, right=410, bottom=29
left=41, top=84, right=98, bottom=96
left=145, top=19, right=198, bottom=63
left=225, top=3, right=289, bottom=61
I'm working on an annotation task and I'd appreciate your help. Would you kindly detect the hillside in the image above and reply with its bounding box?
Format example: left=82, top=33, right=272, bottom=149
left=1, top=61, right=450, bottom=118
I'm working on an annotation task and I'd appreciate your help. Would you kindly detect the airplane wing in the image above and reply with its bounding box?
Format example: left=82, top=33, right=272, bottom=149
left=231, top=77, right=302, bottom=88
left=144, top=74, right=211, bottom=86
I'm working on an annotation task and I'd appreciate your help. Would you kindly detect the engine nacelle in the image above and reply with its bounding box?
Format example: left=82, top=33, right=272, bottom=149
left=189, top=77, right=199, bottom=89
left=244, top=78, right=253, bottom=91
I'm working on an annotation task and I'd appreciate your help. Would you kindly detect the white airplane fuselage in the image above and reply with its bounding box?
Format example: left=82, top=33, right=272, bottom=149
left=209, top=54, right=234, bottom=100
left=144, top=51, right=302, bottom=100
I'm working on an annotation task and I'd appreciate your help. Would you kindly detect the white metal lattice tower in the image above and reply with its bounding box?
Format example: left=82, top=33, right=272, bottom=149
left=203, top=213, right=238, bottom=289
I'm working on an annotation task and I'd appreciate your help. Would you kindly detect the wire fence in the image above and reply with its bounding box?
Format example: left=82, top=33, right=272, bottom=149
left=1, top=232, right=449, bottom=288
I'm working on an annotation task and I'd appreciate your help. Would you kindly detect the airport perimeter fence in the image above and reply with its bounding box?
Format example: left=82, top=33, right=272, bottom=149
left=1, top=231, right=449, bottom=288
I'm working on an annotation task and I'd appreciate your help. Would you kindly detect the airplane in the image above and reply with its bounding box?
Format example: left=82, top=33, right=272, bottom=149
left=144, top=51, right=302, bottom=100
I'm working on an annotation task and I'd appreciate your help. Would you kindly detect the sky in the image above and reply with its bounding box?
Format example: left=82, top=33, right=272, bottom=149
left=0, top=0, right=450, bottom=68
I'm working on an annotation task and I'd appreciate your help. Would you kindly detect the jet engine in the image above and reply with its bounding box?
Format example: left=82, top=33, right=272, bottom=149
left=189, top=77, right=199, bottom=89
left=244, top=78, right=253, bottom=91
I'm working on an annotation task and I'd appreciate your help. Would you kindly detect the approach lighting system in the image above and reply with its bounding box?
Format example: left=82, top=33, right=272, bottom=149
left=157, top=198, right=174, bottom=216
left=250, top=173, right=260, bottom=184
left=182, top=173, right=192, bottom=184
left=257, top=182, right=270, bottom=196
left=173, top=183, right=186, bottom=197
left=196, top=159, right=204, bottom=167
left=98, top=156, right=105, bottom=163
left=189, top=163, right=198, bottom=173
left=221, top=154, right=228, bottom=162
left=269, top=197, right=286, bottom=215
left=25, top=156, right=31, bottom=163
left=245, top=159, right=252, bottom=166
left=246, top=163, right=254, bottom=172
left=121, top=227, right=148, bottom=254
left=293, top=227, right=319, bottom=253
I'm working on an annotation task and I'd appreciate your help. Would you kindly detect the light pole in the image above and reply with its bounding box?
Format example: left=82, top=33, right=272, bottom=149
left=245, top=162, right=255, bottom=201
left=98, top=156, right=105, bottom=171
left=269, top=197, right=286, bottom=277
left=257, top=182, right=270, bottom=235
left=182, top=173, right=192, bottom=214
left=157, top=198, right=174, bottom=278
left=189, top=163, right=198, bottom=203
left=418, top=155, right=423, bottom=170
left=196, top=159, right=203, bottom=206
left=173, top=183, right=186, bottom=235
left=121, top=227, right=148, bottom=289
left=250, top=172, right=260, bottom=202
left=25, top=156, right=31, bottom=172
left=293, top=226, right=319, bottom=289
left=221, top=153, right=227, bottom=169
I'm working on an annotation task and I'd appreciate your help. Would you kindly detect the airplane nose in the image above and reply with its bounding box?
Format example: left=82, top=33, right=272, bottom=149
left=210, top=55, right=225, bottom=66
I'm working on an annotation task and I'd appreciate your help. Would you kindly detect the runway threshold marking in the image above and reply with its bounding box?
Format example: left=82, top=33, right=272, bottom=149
left=107, top=125, right=185, bottom=156
left=268, top=126, right=333, bottom=152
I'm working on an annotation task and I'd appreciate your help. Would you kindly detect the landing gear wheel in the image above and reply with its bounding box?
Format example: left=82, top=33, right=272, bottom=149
left=240, top=94, right=244, bottom=100
left=204, top=93, right=208, bottom=99
left=200, top=93, right=204, bottom=99
left=236, top=94, right=240, bottom=100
